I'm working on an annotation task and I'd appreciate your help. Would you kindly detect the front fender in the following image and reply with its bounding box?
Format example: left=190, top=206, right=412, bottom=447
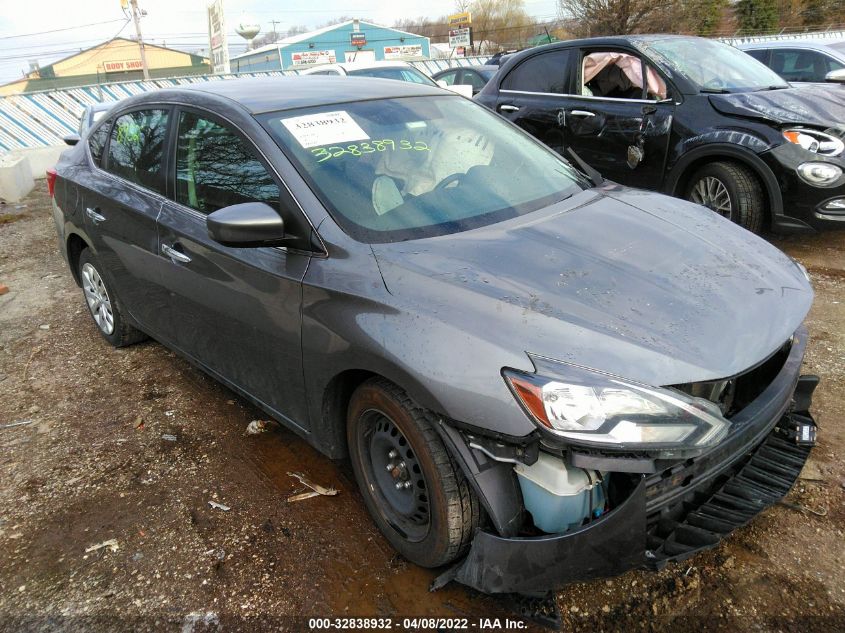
left=666, top=141, right=783, bottom=219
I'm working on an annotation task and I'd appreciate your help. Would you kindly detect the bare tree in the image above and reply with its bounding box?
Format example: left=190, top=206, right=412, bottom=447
left=557, top=0, right=684, bottom=36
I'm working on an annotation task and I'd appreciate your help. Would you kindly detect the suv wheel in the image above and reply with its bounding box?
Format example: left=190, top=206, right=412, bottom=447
left=685, top=161, right=764, bottom=233
left=78, top=248, right=147, bottom=347
left=347, top=378, right=480, bottom=568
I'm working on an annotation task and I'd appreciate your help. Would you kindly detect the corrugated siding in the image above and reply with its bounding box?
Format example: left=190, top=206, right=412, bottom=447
left=0, top=60, right=486, bottom=152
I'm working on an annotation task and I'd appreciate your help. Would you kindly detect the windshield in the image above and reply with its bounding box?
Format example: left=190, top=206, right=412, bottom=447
left=347, top=66, right=435, bottom=85
left=262, top=96, right=587, bottom=243
left=642, top=38, right=789, bottom=93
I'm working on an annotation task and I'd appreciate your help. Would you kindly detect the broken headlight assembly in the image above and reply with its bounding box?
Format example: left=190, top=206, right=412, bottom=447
left=783, top=128, right=844, bottom=157
left=503, top=364, right=730, bottom=454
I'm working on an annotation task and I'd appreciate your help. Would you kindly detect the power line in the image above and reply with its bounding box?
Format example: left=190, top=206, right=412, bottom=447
left=0, top=19, right=127, bottom=41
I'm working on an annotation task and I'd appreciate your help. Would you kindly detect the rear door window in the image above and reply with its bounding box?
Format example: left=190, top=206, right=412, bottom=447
left=105, top=109, right=169, bottom=194
left=501, top=50, right=573, bottom=94
left=174, top=111, right=280, bottom=215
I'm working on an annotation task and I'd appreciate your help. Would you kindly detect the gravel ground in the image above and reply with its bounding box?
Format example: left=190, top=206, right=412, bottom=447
left=0, top=187, right=843, bottom=632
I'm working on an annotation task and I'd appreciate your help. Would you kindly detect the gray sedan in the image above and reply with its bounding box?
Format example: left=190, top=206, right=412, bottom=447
left=49, top=77, right=817, bottom=599
left=737, top=39, right=845, bottom=87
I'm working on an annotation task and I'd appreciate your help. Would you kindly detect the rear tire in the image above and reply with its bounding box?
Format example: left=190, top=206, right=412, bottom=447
left=347, top=378, right=480, bottom=568
left=78, top=248, right=147, bottom=348
left=685, top=161, right=765, bottom=233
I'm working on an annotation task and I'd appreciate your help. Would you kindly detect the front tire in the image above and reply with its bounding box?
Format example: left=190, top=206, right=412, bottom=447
left=347, top=378, right=480, bottom=568
left=78, top=248, right=147, bottom=348
left=685, top=161, right=765, bottom=233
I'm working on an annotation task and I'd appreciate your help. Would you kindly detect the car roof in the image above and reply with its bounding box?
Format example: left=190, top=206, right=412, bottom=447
left=316, top=61, right=414, bottom=72
left=158, top=76, right=446, bottom=113
left=435, top=65, right=498, bottom=74
left=736, top=40, right=845, bottom=51
left=499, top=34, right=714, bottom=64
left=88, top=100, right=123, bottom=112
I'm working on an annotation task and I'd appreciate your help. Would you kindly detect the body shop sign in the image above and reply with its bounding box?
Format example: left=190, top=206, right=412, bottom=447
left=350, top=32, right=367, bottom=47
left=103, top=60, right=145, bottom=72
left=290, top=50, right=337, bottom=66
left=383, top=45, right=423, bottom=60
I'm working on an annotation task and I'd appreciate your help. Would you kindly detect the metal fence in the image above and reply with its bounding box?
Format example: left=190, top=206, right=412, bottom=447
left=0, top=57, right=487, bottom=152
left=720, top=28, right=845, bottom=47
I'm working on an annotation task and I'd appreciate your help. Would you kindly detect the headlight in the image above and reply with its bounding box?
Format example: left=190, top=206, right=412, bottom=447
left=503, top=364, right=730, bottom=452
left=797, top=162, right=842, bottom=187
left=783, top=129, right=844, bottom=156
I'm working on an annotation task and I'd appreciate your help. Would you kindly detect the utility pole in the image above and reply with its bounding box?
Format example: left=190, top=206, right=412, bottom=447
left=270, top=19, right=281, bottom=41
left=129, top=0, right=151, bottom=80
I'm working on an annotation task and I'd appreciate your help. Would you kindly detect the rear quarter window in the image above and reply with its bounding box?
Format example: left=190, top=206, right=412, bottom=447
left=87, top=118, right=112, bottom=167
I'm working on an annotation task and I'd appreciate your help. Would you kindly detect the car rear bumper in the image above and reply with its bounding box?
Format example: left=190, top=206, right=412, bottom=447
left=446, top=328, right=816, bottom=595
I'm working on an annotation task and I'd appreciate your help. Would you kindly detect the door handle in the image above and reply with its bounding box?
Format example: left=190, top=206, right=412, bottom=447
left=569, top=110, right=596, bottom=118
left=161, top=243, right=191, bottom=264
left=85, top=207, right=106, bottom=224
left=498, top=104, right=520, bottom=112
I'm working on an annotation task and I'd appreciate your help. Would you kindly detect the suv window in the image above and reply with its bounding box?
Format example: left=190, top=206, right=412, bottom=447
left=106, top=109, right=169, bottom=194
left=88, top=117, right=112, bottom=167
left=502, top=50, right=572, bottom=94
left=175, top=111, right=280, bottom=215
left=770, top=48, right=845, bottom=82
left=581, top=51, right=668, bottom=100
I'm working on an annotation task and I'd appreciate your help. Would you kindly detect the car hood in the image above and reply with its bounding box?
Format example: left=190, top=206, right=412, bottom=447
left=371, top=186, right=813, bottom=387
left=708, top=86, right=845, bottom=129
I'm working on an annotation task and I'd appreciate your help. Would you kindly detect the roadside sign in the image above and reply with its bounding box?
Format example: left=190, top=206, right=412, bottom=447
left=383, top=45, right=423, bottom=60
left=448, top=11, right=472, bottom=27
left=448, top=27, right=472, bottom=49
left=290, top=50, right=337, bottom=66
left=350, top=32, right=367, bottom=47
left=207, top=0, right=230, bottom=74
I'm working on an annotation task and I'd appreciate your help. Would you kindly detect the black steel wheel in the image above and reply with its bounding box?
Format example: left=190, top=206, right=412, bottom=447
left=347, top=378, right=480, bottom=568
left=363, top=411, right=431, bottom=542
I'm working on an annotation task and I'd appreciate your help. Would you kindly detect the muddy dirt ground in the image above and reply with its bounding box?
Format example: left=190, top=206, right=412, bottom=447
left=0, top=186, right=843, bottom=632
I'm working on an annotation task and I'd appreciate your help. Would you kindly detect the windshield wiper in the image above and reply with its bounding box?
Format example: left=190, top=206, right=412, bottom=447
left=700, top=88, right=731, bottom=94
left=755, top=85, right=789, bottom=91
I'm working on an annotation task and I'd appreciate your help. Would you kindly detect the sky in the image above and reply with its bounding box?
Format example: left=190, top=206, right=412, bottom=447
left=0, top=0, right=560, bottom=83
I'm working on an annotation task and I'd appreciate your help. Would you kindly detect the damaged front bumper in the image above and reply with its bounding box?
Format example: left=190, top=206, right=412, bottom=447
left=438, top=328, right=817, bottom=595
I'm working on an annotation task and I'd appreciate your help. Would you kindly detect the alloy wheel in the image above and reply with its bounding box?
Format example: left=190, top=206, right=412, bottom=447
left=690, top=175, right=733, bottom=219
left=81, top=262, right=115, bottom=335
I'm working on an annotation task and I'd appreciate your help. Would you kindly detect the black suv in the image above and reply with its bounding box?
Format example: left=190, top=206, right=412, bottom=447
left=476, top=35, right=845, bottom=233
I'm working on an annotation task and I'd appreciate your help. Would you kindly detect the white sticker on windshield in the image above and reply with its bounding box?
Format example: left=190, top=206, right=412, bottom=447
left=281, top=110, right=369, bottom=148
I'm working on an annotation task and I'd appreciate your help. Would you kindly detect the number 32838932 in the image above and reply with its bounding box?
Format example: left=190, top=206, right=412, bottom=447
left=311, top=139, right=430, bottom=163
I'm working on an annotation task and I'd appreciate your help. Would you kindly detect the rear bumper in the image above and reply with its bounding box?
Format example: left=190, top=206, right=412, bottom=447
left=448, top=328, right=816, bottom=595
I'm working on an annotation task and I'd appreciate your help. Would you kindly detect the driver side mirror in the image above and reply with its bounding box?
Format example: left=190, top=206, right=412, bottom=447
left=825, top=69, right=845, bottom=84
left=63, top=133, right=80, bottom=146
left=206, top=202, right=287, bottom=248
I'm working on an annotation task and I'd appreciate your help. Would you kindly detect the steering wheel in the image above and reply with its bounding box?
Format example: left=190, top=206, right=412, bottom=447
left=435, top=172, right=465, bottom=191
